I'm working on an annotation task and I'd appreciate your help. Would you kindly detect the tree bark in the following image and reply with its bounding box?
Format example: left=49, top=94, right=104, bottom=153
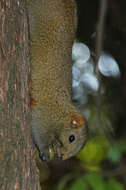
left=0, top=0, right=41, bottom=189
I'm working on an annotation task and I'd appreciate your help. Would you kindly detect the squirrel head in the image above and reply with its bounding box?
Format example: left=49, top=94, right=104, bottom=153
left=37, top=112, right=87, bottom=161
left=51, top=114, right=87, bottom=160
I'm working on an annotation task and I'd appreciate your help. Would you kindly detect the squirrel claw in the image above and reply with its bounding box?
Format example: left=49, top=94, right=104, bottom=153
left=39, top=151, right=50, bottom=161
left=50, top=139, right=64, bottom=160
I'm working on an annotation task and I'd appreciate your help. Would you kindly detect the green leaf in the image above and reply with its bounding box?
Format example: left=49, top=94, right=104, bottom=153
left=77, top=135, right=110, bottom=167
left=85, top=173, right=106, bottom=190
left=107, top=142, right=126, bottom=163
left=57, top=173, right=77, bottom=190
left=107, top=178, right=124, bottom=190
left=69, top=178, right=88, bottom=190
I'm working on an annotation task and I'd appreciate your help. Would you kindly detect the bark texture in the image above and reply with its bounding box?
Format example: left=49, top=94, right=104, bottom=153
left=0, top=0, right=40, bottom=189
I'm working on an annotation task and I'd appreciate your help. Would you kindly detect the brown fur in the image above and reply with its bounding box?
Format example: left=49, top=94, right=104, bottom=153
left=27, top=0, right=87, bottom=161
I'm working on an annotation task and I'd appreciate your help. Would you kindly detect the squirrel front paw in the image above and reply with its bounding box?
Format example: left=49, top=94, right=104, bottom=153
left=39, top=151, right=50, bottom=161
left=37, top=138, right=63, bottom=161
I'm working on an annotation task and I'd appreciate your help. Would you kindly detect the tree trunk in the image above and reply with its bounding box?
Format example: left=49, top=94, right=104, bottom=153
left=0, top=0, right=41, bottom=189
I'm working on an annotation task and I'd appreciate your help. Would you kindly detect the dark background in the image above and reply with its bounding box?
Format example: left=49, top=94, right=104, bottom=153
left=77, top=0, right=126, bottom=138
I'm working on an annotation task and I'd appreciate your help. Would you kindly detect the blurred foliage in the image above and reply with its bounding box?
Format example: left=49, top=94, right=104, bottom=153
left=107, top=141, right=126, bottom=163
left=77, top=135, right=110, bottom=171
left=86, top=103, right=115, bottom=135
left=55, top=138, right=126, bottom=190
left=57, top=173, right=125, bottom=190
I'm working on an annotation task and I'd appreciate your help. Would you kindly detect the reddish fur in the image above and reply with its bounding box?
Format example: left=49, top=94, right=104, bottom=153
left=72, top=114, right=85, bottom=127
left=30, top=94, right=36, bottom=106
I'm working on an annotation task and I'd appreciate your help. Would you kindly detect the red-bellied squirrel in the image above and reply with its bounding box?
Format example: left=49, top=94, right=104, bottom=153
left=27, top=0, right=87, bottom=161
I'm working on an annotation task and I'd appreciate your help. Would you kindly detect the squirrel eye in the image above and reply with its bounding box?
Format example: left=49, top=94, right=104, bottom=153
left=69, top=135, right=75, bottom=143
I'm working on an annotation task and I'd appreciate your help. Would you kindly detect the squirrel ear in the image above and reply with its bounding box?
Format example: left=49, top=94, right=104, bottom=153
left=71, top=114, right=85, bottom=128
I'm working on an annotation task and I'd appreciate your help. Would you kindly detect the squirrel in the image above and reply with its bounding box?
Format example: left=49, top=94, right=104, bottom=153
left=27, top=0, right=87, bottom=161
